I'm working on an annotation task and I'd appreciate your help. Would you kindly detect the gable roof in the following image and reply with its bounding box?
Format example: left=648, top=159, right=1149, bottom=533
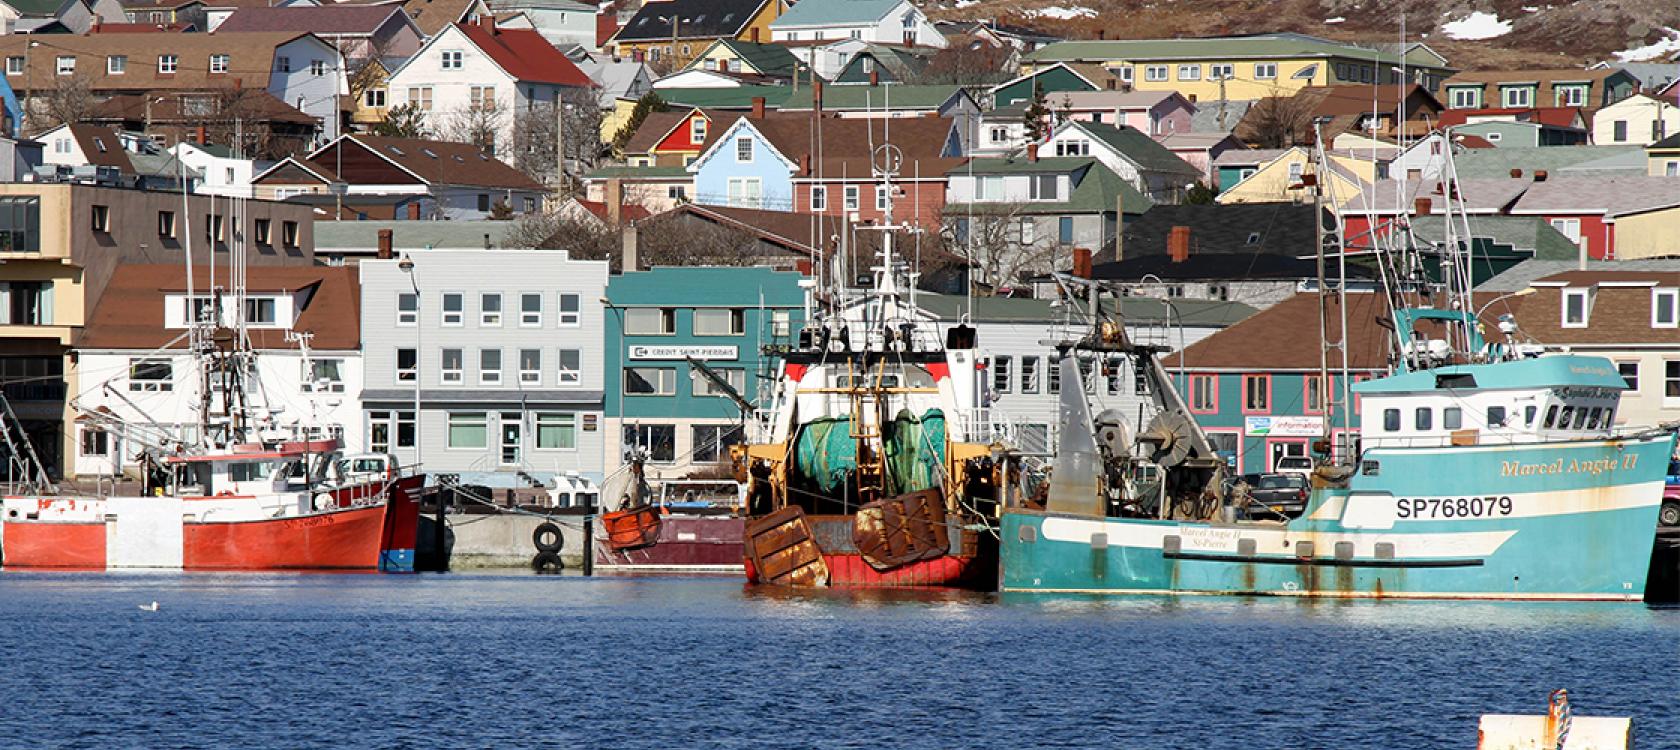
left=79, top=265, right=361, bottom=351
left=1065, top=120, right=1200, bottom=176
left=1477, top=258, right=1680, bottom=292
left=1444, top=68, right=1631, bottom=87
left=401, top=0, right=482, bottom=37
left=1451, top=145, right=1646, bottom=178
left=622, top=107, right=729, bottom=154
left=257, top=134, right=546, bottom=190
left=53, top=124, right=136, bottom=173
left=1104, top=202, right=1324, bottom=262
left=610, top=0, right=772, bottom=43
left=701, top=39, right=800, bottom=77
left=88, top=90, right=317, bottom=127
left=1650, top=132, right=1680, bottom=150
left=779, top=83, right=971, bottom=112
left=214, top=5, right=410, bottom=35
left=1164, top=292, right=1392, bottom=370
left=453, top=21, right=594, bottom=87
left=2, top=0, right=73, bottom=17
left=771, top=0, right=901, bottom=28
left=743, top=112, right=962, bottom=177
left=0, top=32, right=319, bottom=93
left=1509, top=175, right=1680, bottom=217
left=1026, top=33, right=1444, bottom=69
left=1342, top=177, right=1533, bottom=215
left=951, top=157, right=1154, bottom=215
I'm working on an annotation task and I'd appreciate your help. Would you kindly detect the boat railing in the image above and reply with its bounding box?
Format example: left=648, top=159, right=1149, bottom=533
left=957, top=408, right=1019, bottom=447
left=1360, top=429, right=1646, bottom=451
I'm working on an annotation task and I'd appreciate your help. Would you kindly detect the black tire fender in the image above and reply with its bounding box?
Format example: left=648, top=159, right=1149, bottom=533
left=531, top=550, right=564, bottom=573
left=532, top=522, right=563, bottom=552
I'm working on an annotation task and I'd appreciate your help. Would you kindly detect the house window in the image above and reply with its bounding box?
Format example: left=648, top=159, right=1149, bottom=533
left=81, top=428, right=109, bottom=457
left=254, top=219, right=271, bottom=245
left=1501, top=86, right=1532, bottom=108
left=1029, top=175, right=1057, bottom=200
left=159, top=54, right=178, bottom=74
left=477, top=194, right=490, bottom=212
left=310, top=59, right=324, bottom=76
left=989, top=125, right=1009, bottom=143
left=157, top=211, right=175, bottom=239
left=557, top=349, right=581, bottom=385
left=1287, top=162, right=1304, bottom=184
left=441, top=292, right=464, bottom=326
left=1654, top=289, right=1678, bottom=328
left=55, top=56, right=74, bottom=75
left=1612, top=120, right=1628, bottom=142
left=1449, top=87, right=1478, bottom=108
left=1189, top=374, right=1216, bottom=412
left=1556, top=85, right=1586, bottom=107
left=1667, top=361, right=1680, bottom=401
left=4, top=57, right=21, bottom=75
left=1303, top=375, right=1324, bottom=413
left=1058, top=216, right=1073, bottom=244
left=726, top=177, right=761, bottom=208
left=441, top=50, right=463, bottom=70
left=1619, top=361, right=1640, bottom=392
left=1177, top=64, right=1200, bottom=81
left=1254, top=62, right=1277, bottom=79
left=624, top=307, right=675, bottom=334
left=692, top=424, right=743, bottom=463
left=301, top=359, right=344, bottom=393
left=811, top=186, right=827, bottom=211
left=1209, top=63, right=1233, bottom=80
left=844, top=185, right=860, bottom=210
left=365, top=88, right=387, bottom=108
left=693, top=308, right=744, bottom=336
left=735, top=137, right=752, bottom=162
left=991, top=355, right=1012, bottom=393
left=90, top=205, right=110, bottom=233
left=480, top=293, right=502, bottom=326
left=1242, top=374, right=1270, bottom=413
left=107, top=55, right=126, bottom=75
left=523, top=197, right=536, bottom=212
left=771, top=309, right=792, bottom=336
left=624, top=423, right=675, bottom=462
left=441, top=349, right=463, bottom=384
left=874, top=186, right=889, bottom=211
left=469, top=85, right=495, bottom=110
left=1012, top=356, right=1037, bottom=393
left=243, top=297, right=276, bottom=325
left=128, top=358, right=173, bottom=392
left=558, top=293, right=580, bottom=326
left=207, top=54, right=229, bottom=74
left=1055, top=139, right=1089, bottom=157
left=978, top=176, right=1003, bottom=201
left=205, top=214, right=226, bottom=244
left=282, top=221, right=299, bottom=248
left=693, top=367, right=745, bottom=397
left=1144, top=65, right=1168, bottom=82
left=396, top=348, right=417, bottom=381
left=1562, top=289, right=1589, bottom=327
left=277, top=56, right=290, bottom=73
left=368, top=410, right=416, bottom=451
left=519, top=349, right=541, bottom=384
left=479, top=348, right=502, bottom=385
left=397, top=292, right=417, bottom=326
left=536, top=413, right=577, bottom=449
left=691, top=118, right=707, bottom=143
left=520, top=293, right=542, bottom=326
left=447, top=412, right=488, bottom=449
left=624, top=367, right=676, bottom=395
left=408, top=87, right=433, bottom=110
left=1019, top=218, right=1035, bottom=245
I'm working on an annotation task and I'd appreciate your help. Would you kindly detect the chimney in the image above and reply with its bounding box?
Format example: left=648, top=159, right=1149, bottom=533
left=1168, top=225, right=1191, bottom=263
left=479, top=15, right=496, bottom=33
left=1105, top=79, right=1116, bottom=90
left=813, top=79, right=823, bottom=115
left=1113, top=192, right=1125, bottom=261
left=91, top=14, right=101, bottom=32
left=1097, top=30, right=1105, bottom=40
left=377, top=228, right=393, bottom=259
left=750, top=27, right=760, bottom=43
left=869, top=68, right=879, bottom=86
left=796, top=258, right=812, bottom=276
left=606, top=178, right=623, bottom=226
left=1414, top=197, right=1431, bottom=215
left=1028, top=144, right=1039, bottom=162
left=195, top=125, right=207, bottom=144
left=750, top=96, right=766, bottom=119
left=1072, top=247, right=1092, bottom=278
left=1534, top=170, right=1548, bottom=182
left=800, top=153, right=811, bottom=175
left=408, top=202, right=421, bottom=220
left=1188, top=93, right=1197, bottom=103
left=621, top=223, right=640, bottom=272
left=1509, top=168, right=1522, bottom=178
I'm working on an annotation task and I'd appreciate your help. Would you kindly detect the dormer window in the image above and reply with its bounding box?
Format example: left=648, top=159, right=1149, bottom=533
left=691, top=118, right=706, bottom=143
left=1561, top=289, right=1589, bottom=328
left=243, top=297, right=277, bottom=325
left=209, top=54, right=229, bottom=74
left=1653, top=288, right=1678, bottom=328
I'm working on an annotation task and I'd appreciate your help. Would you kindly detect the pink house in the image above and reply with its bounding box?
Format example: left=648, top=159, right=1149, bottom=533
left=1040, top=90, right=1196, bottom=136
left=1155, top=132, right=1245, bottom=186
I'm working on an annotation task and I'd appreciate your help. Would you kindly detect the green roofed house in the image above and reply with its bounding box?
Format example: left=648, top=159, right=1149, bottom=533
left=683, top=38, right=803, bottom=81
left=647, top=85, right=795, bottom=110
left=767, top=0, right=945, bottom=48
left=1036, top=120, right=1203, bottom=203
left=990, top=62, right=1124, bottom=108
left=1024, top=32, right=1456, bottom=101
left=832, top=43, right=932, bottom=85
left=944, top=156, right=1151, bottom=288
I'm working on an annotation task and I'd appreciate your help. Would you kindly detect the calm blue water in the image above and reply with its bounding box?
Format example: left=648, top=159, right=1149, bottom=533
left=1, top=572, right=1676, bottom=749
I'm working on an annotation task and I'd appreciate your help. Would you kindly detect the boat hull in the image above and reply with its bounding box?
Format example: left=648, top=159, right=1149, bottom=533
left=744, top=514, right=996, bottom=589
left=595, top=515, right=746, bottom=574
left=1002, top=435, right=1677, bottom=601
left=184, top=504, right=390, bottom=571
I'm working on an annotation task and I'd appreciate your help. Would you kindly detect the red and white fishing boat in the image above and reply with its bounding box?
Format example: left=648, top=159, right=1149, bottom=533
left=2, top=441, right=423, bottom=571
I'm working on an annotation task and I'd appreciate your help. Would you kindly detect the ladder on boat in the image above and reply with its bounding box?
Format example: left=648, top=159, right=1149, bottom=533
left=0, top=390, right=55, bottom=494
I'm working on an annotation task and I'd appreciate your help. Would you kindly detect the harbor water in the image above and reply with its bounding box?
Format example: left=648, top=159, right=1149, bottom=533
left=2, top=572, right=1678, bottom=749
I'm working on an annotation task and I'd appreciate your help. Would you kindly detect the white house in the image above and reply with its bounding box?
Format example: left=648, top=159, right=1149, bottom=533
left=1593, top=94, right=1680, bottom=146
left=71, top=264, right=364, bottom=479
left=384, top=17, right=595, bottom=171
left=1036, top=120, right=1203, bottom=204
left=768, top=0, right=943, bottom=48
left=492, top=0, right=599, bottom=50
left=168, top=142, right=272, bottom=198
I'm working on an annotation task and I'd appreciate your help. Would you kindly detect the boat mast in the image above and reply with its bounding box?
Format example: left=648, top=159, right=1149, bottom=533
left=1311, top=123, right=1354, bottom=465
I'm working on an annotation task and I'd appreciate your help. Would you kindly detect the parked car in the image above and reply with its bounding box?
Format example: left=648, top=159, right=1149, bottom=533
left=1237, top=472, right=1311, bottom=519
left=1274, top=456, right=1313, bottom=478
left=1662, top=460, right=1680, bottom=528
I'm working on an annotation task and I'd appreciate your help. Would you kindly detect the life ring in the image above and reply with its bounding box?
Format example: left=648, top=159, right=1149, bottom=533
left=531, top=550, right=563, bottom=574
left=532, top=522, right=564, bottom=553
left=313, top=493, right=333, bottom=511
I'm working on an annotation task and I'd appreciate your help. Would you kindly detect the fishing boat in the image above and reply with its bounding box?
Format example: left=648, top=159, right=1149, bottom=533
left=998, top=139, right=1677, bottom=601
left=730, top=224, right=1009, bottom=590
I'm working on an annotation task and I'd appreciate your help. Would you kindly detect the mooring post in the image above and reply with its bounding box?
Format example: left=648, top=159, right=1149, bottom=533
left=436, top=485, right=450, bottom=573
left=583, top=498, right=595, bottom=577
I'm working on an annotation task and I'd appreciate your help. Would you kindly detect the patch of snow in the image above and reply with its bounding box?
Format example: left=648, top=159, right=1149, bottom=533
left=1027, top=5, right=1096, bottom=19
left=1324, top=16, right=1345, bottom=23
left=952, top=0, right=976, bottom=7
left=1615, top=27, right=1680, bottom=62
left=1441, top=11, right=1512, bottom=41
left=1521, top=6, right=1539, bottom=11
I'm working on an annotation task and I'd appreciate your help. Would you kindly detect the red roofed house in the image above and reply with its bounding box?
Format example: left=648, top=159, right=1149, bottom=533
left=385, top=17, right=596, bottom=181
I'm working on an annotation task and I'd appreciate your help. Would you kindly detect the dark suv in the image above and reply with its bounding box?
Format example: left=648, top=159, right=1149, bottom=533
left=1238, top=473, right=1311, bottom=519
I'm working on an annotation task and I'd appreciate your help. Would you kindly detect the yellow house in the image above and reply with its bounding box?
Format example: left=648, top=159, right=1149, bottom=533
left=1608, top=204, right=1680, bottom=259
left=1648, top=133, right=1680, bottom=176
left=605, top=0, right=786, bottom=70
left=1023, top=34, right=1454, bottom=102
left=1215, top=147, right=1373, bottom=205
left=350, top=58, right=393, bottom=131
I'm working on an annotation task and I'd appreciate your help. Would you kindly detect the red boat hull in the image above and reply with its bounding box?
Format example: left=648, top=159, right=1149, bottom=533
left=1, top=522, right=106, bottom=569
left=595, top=515, right=745, bottom=572
left=742, top=514, right=997, bottom=589
left=184, top=503, right=391, bottom=570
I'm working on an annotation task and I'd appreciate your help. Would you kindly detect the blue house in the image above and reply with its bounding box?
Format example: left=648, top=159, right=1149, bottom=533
left=603, top=267, right=806, bottom=480
left=688, top=116, right=801, bottom=212
left=1167, top=292, right=1389, bottom=474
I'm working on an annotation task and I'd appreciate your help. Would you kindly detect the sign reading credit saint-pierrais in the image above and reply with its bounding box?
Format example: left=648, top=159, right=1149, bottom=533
left=628, top=345, right=739, bottom=361
left=1244, top=415, right=1324, bottom=437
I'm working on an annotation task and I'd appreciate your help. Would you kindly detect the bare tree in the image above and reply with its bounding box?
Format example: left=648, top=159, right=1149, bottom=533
left=508, top=208, right=778, bottom=270
left=39, top=74, right=94, bottom=130
left=941, top=205, right=1065, bottom=294
left=442, top=98, right=507, bottom=155
left=338, top=39, right=392, bottom=117
left=1240, top=95, right=1315, bottom=148
left=559, top=89, right=605, bottom=180
left=913, top=42, right=1016, bottom=88
left=512, top=102, right=560, bottom=185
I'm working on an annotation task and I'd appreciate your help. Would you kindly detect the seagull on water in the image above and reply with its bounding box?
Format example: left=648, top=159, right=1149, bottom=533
left=138, top=601, right=159, bottom=612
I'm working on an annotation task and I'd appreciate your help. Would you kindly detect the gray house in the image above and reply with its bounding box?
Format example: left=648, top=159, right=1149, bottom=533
left=359, top=249, right=610, bottom=489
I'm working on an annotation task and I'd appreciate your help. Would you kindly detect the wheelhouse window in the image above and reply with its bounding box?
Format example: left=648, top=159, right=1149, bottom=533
left=1443, top=407, right=1462, bottom=430
left=1486, top=405, right=1507, bottom=427
left=1414, top=407, right=1432, bottom=431
left=1382, top=408, right=1400, bottom=432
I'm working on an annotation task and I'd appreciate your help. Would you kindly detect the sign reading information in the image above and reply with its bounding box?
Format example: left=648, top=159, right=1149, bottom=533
left=627, top=345, right=739, bottom=361
left=1244, top=415, right=1324, bottom=437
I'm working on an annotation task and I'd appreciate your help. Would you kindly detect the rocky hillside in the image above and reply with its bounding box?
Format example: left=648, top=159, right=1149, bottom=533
left=931, top=0, right=1680, bottom=69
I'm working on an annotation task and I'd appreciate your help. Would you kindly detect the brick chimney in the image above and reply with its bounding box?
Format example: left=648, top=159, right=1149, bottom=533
left=869, top=68, right=879, bottom=86
left=750, top=96, right=766, bottom=119
left=622, top=223, right=640, bottom=272
left=1072, top=247, right=1092, bottom=278
left=195, top=125, right=207, bottom=144
left=479, top=15, right=496, bottom=33
left=377, top=228, right=393, bottom=259
left=1028, top=143, right=1039, bottom=162
left=1414, top=197, right=1431, bottom=215
left=91, top=14, right=101, bottom=32
left=606, top=177, right=623, bottom=226
left=408, top=202, right=421, bottom=220
left=813, top=79, right=823, bottom=115
left=800, top=153, right=811, bottom=175
left=1534, top=170, right=1548, bottom=182
left=1168, top=225, right=1191, bottom=263
left=750, top=27, right=760, bottom=43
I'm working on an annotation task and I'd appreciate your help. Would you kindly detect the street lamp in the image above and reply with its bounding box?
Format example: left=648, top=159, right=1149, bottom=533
left=656, top=15, right=686, bottom=68
left=1474, top=286, right=1536, bottom=321
left=398, top=253, right=421, bottom=464
left=1135, top=272, right=1185, bottom=385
